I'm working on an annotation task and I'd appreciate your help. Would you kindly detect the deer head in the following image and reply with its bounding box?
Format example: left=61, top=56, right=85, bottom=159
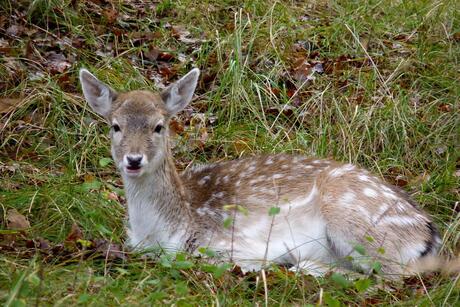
left=79, top=68, right=200, bottom=178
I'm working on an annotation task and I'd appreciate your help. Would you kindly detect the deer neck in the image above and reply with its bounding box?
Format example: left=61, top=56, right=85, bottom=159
left=121, top=151, right=194, bottom=249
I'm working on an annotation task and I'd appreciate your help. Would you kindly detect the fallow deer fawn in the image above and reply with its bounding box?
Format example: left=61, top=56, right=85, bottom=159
left=80, top=68, right=444, bottom=277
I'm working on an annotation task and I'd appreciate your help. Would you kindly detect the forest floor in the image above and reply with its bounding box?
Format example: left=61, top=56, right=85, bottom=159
left=0, top=0, right=459, bottom=305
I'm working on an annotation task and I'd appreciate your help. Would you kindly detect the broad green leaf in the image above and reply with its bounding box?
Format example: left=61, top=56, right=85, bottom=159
left=372, top=261, right=382, bottom=274
left=268, top=207, right=280, bottom=216
left=331, top=272, right=350, bottom=288
left=353, top=244, right=366, bottom=255
left=354, top=278, right=372, bottom=292
left=323, top=293, right=341, bottom=307
left=223, top=217, right=233, bottom=228
left=175, top=260, right=194, bottom=269
left=99, top=157, right=112, bottom=167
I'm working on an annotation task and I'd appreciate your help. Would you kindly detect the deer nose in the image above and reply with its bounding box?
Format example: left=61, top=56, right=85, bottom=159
left=126, top=155, right=143, bottom=169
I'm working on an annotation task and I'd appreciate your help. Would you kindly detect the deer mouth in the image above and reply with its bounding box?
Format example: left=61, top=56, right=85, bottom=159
left=125, top=165, right=142, bottom=176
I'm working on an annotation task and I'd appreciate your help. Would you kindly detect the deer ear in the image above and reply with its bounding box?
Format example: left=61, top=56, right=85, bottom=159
left=79, top=69, right=117, bottom=118
left=161, top=68, right=200, bottom=116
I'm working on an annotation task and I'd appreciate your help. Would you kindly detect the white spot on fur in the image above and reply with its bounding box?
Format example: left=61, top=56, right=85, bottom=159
left=380, top=185, right=393, bottom=193
left=329, top=164, right=354, bottom=178
left=273, top=174, right=284, bottom=179
left=198, top=175, right=211, bottom=186
left=281, top=164, right=289, bottom=169
left=379, top=215, right=420, bottom=226
left=395, top=201, right=407, bottom=211
left=382, top=191, right=397, bottom=200
left=363, top=188, right=378, bottom=198
left=196, top=207, right=207, bottom=216
left=265, top=158, right=274, bottom=165
left=358, top=174, right=371, bottom=182
left=223, top=175, right=229, bottom=183
left=214, top=192, right=224, bottom=198
left=341, top=192, right=356, bottom=204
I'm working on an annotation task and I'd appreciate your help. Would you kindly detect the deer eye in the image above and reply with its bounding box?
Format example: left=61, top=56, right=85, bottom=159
left=112, top=124, right=121, bottom=132
left=154, top=124, right=163, bottom=133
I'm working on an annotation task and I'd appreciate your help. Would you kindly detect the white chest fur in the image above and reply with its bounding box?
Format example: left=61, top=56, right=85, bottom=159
left=124, top=177, right=187, bottom=252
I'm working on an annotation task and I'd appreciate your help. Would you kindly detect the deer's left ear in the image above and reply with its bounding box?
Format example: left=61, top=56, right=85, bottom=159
left=161, top=68, right=200, bottom=116
left=79, top=69, right=117, bottom=118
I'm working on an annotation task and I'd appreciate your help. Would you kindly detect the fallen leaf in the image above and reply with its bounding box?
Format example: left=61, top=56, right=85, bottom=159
left=46, top=51, right=72, bottom=74
left=169, top=118, right=185, bottom=134
left=438, top=104, right=451, bottom=112
left=106, top=192, right=119, bottom=201
left=394, top=174, right=408, bottom=187
left=172, top=25, right=201, bottom=44
left=0, top=98, right=23, bottom=114
left=66, top=223, right=83, bottom=242
left=452, top=32, right=460, bottom=42
left=157, top=52, right=175, bottom=62
left=144, top=46, right=160, bottom=61
left=94, top=239, right=126, bottom=260
left=158, top=63, right=177, bottom=80
left=6, top=24, right=24, bottom=37
left=103, top=8, right=118, bottom=24
left=7, top=209, right=30, bottom=230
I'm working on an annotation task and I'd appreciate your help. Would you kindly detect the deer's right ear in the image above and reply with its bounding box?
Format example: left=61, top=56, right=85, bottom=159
left=79, top=69, right=117, bottom=118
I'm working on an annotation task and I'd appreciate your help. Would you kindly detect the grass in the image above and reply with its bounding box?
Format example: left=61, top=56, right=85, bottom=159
left=1, top=0, right=459, bottom=305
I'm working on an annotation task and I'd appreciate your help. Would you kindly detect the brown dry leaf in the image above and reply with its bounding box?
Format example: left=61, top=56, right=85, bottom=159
left=199, top=126, right=209, bottom=145
left=7, top=209, right=30, bottom=230
left=6, top=24, right=24, bottom=37
left=438, top=103, right=451, bottom=113
left=394, top=174, right=409, bottom=187
left=106, top=192, right=119, bottom=201
left=144, top=46, right=160, bottom=61
left=158, top=63, right=177, bottom=80
left=46, top=51, right=72, bottom=74
left=66, top=223, right=83, bottom=242
left=94, top=239, right=126, bottom=260
left=169, top=118, right=185, bottom=135
left=291, top=59, right=323, bottom=82
left=157, top=52, right=175, bottom=62
left=452, top=32, right=460, bottom=42
left=0, top=97, right=23, bottom=114
left=103, top=8, right=118, bottom=24
left=172, top=25, right=200, bottom=44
